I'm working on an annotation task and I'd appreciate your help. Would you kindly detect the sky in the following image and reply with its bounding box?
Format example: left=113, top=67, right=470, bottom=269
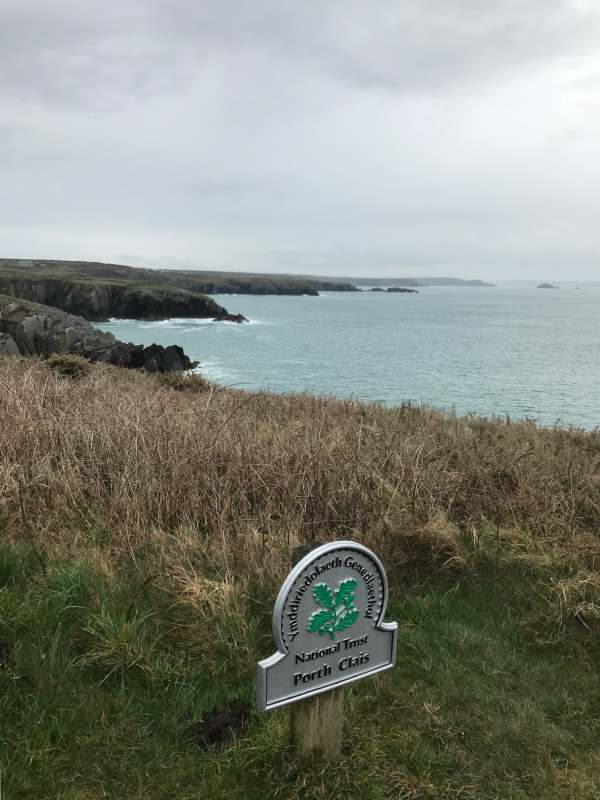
left=2, top=0, right=600, bottom=280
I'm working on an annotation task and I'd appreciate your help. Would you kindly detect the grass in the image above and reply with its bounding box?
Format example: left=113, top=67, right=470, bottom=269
left=1, top=357, right=600, bottom=798
left=2, top=553, right=599, bottom=799
left=0, top=293, right=48, bottom=312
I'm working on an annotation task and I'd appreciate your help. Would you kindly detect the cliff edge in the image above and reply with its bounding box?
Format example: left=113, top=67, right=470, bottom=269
left=0, top=274, right=227, bottom=321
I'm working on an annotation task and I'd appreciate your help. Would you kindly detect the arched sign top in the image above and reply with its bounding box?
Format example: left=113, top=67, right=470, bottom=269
left=257, top=540, right=397, bottom=712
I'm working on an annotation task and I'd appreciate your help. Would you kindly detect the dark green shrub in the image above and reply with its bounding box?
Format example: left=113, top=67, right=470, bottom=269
left=154, top=371, right=213, bottom=392
left=45, top=353, right=92, bottom=379
left=0, top=543, right=40, bottom=587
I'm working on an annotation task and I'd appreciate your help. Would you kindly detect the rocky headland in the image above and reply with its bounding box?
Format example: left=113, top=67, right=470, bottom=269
left=0, top=297, right=197, bottom=372
left=0, top=259, right=358, bottom=302
left=0, top=275, right=227, bottom=322
left=0, top=261, right=253, bottom=372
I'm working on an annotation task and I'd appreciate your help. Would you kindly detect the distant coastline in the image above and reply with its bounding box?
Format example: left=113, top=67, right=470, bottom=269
left=0, top=258, right=494, bottom=312
left=335, top=276, right=493, bottom=288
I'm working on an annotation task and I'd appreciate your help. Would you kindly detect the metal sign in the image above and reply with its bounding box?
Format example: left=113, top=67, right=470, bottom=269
left=257, top=541, right=397, bottom=711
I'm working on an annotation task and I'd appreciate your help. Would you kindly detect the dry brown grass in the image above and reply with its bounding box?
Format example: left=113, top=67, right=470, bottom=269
left=1, top=357, right=599, bottom=593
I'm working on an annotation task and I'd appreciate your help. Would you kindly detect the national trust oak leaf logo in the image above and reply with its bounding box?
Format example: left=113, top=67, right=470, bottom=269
left=307, top=578, right=359, bottom=640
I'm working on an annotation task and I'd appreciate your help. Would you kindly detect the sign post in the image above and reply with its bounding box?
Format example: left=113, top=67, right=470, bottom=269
left=256, top=540, right=397, bottom=758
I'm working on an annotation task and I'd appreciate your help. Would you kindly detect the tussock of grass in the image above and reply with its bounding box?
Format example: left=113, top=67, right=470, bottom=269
left=1, top=358, right=600, bottom=798
left=166, top=566, right=263, bottom=678
left=545, top=571, right=600, bottom=632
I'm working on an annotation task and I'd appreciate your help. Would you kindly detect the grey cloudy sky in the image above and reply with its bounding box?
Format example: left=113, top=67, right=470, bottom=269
left=2, top=0, right=600, bottom=279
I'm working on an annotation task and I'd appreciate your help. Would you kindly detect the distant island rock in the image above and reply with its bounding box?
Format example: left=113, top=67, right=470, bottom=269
left=537, top=283, right=559, bottom=289
left=0, top=297, right=197, bottom=372
left=366, top=287, right=418, bottom=293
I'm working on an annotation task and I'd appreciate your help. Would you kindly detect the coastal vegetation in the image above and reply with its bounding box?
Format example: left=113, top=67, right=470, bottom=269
left=1, top=356, right=599, bottom=798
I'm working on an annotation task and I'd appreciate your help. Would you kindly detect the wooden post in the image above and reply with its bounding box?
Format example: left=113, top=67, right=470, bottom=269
left=290, top=687, right=345, bottom=759
left=289, top=542, right=344, bottom=760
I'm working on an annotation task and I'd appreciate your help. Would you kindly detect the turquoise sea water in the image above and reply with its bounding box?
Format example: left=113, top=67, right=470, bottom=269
left=99, top=285, right=600, bottom=429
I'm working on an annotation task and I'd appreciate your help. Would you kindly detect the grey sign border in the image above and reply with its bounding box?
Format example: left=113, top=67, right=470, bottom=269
left=256, top=540, right=398, bottom=712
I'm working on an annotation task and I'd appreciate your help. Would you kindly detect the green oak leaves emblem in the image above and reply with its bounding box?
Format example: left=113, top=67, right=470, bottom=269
left=307, top=578, right=359, bottom=640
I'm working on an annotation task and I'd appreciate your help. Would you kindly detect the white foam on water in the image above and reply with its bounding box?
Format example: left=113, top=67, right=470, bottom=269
left=193, top=358, right=236, bottom=383
left=103, top=316, right=265, bottom=328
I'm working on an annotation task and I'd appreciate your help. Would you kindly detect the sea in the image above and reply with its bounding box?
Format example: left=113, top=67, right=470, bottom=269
left=98, top=283, right=600, bottom=430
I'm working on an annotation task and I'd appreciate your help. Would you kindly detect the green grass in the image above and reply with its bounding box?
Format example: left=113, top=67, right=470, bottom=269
left=2, top=543, right=599, bottom=800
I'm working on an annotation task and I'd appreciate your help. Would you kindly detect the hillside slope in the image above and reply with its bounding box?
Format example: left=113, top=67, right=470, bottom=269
left=1, top=359, right=599, bottom=799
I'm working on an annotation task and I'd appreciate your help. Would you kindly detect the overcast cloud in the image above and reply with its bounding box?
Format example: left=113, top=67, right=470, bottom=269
left=2, top=0, right=600, bottom=279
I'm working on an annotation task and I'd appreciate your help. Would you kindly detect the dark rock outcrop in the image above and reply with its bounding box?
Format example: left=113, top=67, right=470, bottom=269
left=141, top=343, right=195, bottom=372
left=212, top=311, right=249, bottom=323
left=0, top=332, right=19, bottom=356
left=537, top=283, right=559, bottom=289
left=0, top=299, right=197, bottom=372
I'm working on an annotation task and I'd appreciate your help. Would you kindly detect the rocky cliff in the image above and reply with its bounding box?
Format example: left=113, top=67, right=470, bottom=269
left=0, top=276, right=227, bottom=321
left=0, top=298, right=197, bottom=372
